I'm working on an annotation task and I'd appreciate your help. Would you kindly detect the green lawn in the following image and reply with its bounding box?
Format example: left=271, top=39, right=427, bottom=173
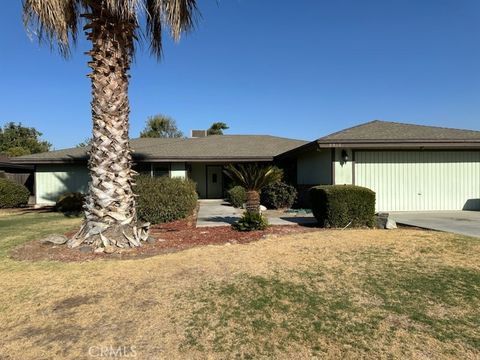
left=0, top=212, right=478, bottom=359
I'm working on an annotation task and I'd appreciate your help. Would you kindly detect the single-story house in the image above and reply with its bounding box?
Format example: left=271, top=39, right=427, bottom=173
left=11, top=135, right=307, bottom=205
left=12, top=120, right=480, bottom=212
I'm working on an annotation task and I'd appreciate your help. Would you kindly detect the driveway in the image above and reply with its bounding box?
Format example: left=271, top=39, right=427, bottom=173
left=196, top=200, right=316, bottom=227
left=390, top=211, right=480, bottom=238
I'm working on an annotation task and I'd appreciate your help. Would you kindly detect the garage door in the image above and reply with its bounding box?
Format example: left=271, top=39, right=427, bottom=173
left=355, top=151, right=480, bottom=211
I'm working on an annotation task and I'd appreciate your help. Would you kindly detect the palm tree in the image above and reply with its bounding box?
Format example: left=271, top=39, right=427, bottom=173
left=223, top=164, right=283, bottom=214
left=23, top=0, right=198, bottom=249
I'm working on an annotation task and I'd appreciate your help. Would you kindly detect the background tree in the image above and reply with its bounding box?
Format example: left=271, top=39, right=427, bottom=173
left=76, top=138, right=92, bottom=148
left=23, top=0, right=198, bottom=250
left=207, top=122, right=229, bottom=135
left=140, top=114, right=184, bottom=138
left=0, top=122, right=51, bottom=157
left=223, top=164, right=283, bottom=214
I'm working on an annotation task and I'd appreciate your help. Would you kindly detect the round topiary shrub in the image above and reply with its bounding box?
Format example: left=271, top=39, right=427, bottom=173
left=135, top=175, right=198, bottom=224
left=55, top=192, right=85, bottom=215
left=0, top=178, right=30, bottom=208
left=260, top=181, right=298, bottom=209
left=226, top=186, right=247, bottom=208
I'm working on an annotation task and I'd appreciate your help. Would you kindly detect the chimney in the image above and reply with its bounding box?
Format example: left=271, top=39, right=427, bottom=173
left=191, top=130, right=208, bottom=138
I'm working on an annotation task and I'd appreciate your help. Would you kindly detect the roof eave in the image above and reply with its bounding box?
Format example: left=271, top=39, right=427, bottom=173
left=317, top=140, right=480, bottom=149
left=11, top=156, right=276, bottom=165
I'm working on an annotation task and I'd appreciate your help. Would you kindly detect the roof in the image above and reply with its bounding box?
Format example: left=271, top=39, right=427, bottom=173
left=278, top=120, right=480, bottom=158
left=0, top=155, right=33, bottom=170
left=12, top=135, right=308, bottom=164
left=311, top=120, right=480, bottom=149
left=319, top=120, right=480, bottom=143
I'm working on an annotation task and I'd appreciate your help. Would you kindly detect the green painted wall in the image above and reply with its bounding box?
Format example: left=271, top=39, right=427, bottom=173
left=297, top=149, right=332, bottom=185
left=35, top=164, right=89, bottom=205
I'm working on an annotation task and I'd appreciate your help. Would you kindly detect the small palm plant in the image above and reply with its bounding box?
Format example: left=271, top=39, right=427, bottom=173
left=223, top=164, right=283, bottom=214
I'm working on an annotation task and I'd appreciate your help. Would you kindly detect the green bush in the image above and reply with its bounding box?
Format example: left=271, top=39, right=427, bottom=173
left=226, top=186, right=246, bottom=208
left=309, top=185, right=375, bottom=228
left=0, top=178, right=30, bottom=208
left=136, top=175, right=198, bottom=224
left=232, top=211, right=269, bottom=231
left=261, top=181, right=297, bottom=209
left=55, top=192, right=84, bottom=215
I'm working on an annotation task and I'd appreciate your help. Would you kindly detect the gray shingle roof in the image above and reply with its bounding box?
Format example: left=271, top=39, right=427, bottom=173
left=319, top=120, right=480, bottom=143
left=12, top=135, right=308, bottom=164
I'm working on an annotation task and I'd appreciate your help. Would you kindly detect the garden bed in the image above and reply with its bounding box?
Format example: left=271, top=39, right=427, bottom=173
left=10, top=216, right=318, bottom=262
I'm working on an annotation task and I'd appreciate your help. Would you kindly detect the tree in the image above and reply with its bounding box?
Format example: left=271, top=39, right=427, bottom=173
left=76, top=138, right=92, bottom=148
left=23, top=0, right=198, bottom=250
left=207, top=122, right=229, bottom=135
left=140, top=114, right=183, bottom=138
left=223, top=164, right=283, bottom=214
left=0, top=122, right=51, bottom=157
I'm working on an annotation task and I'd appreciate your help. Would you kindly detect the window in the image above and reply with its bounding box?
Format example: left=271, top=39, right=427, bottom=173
left=152, top=164, right=170, bottom=177
left=212, top=173, right=217, bottom=183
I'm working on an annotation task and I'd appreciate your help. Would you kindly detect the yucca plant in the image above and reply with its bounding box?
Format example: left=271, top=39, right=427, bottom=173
left=223, top=164, right=283, bottom=214
left=23, top=0, right=198, bottom=250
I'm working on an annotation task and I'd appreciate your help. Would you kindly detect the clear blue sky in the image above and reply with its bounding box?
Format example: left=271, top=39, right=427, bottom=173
left=1, top=0, right=479, bottom=149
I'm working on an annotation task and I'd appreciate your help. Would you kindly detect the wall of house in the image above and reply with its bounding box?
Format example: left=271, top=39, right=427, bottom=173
left=35, top=164, right=89, bottom=205
left=333, top=148, right=354, bottom=185
left=190, top=163, right=206, bottom=198
left=296, top=149, right=332, bottom=185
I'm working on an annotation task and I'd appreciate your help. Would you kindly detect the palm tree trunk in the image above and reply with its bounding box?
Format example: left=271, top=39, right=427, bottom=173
left=245, top=190, right=261, bottom=214
left=67, top=4, right=148, bottom=249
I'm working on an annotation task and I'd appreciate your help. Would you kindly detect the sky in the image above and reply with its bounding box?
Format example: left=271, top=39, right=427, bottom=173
left=0, top=0, right=479, bottom=149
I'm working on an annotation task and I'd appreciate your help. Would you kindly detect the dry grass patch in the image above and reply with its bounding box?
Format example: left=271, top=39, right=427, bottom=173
left=0, top=213, right=479, bottom=359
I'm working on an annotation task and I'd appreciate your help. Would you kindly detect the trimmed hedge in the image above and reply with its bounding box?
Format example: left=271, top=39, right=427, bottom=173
left=135, top=175, right=198, bottom=224
left=261, top=181, right=297, bottom=209
left=0, top=178, right=30, bottom=208
left=226, top=186, right=246, bottom=208
left=309, top=185, right=375, bottom=228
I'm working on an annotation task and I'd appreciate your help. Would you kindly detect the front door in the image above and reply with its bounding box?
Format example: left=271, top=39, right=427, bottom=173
left=206, top=166, right=223, bottom=199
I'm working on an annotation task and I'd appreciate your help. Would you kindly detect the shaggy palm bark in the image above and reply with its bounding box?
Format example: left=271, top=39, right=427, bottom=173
left=246, top=190, right=261, bottom=214
left=67, top=5, right=148, bottom=249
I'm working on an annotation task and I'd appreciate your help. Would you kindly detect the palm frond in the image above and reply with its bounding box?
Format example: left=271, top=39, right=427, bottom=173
left=23, top=0, right=80, bottom=57
left=23, top=0, right=199, bottom=59
left=224, top=164, right=283, bottom=191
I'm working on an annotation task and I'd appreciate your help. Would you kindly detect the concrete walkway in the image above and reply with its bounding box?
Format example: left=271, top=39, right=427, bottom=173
left=196, top=200, right=316, bottom=227
left=390, top=211, right=480, bottom=238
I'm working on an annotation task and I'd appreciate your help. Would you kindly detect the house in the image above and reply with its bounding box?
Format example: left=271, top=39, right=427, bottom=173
left=12, top=120, right=480, bottom=212
left=11, top=135, right=307, bottom=205
left=285, top=120, right=480, bottom=211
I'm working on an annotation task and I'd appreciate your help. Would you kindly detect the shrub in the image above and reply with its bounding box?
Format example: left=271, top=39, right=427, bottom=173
left=0, top=178, right=30, bottom=208
left=55, top=192, right=84, bottom=215
left=261, top=181, right=297, bottom=209
left=309, top=185, right=375, bottom=228
left=232, top=211, right=269, bottom=231
left=226, top=186, right=246, bottom=208
left=136, top=175, right=198, bottom=224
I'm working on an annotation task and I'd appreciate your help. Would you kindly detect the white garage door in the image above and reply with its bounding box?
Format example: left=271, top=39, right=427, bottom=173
left=355, top=151, right=480, bottom=211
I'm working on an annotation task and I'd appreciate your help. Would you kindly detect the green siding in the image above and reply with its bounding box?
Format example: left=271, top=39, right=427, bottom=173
left=297, top=149, right=332, bottom=185
left=35, top=164, right=89, bottom=205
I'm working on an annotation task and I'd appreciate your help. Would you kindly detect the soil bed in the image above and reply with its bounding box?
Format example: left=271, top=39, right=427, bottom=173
left=10, top=216, right=319, bottom=262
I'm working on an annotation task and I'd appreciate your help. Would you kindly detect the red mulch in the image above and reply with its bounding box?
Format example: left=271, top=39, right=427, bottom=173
left=10, top=216, right=320, bottom=263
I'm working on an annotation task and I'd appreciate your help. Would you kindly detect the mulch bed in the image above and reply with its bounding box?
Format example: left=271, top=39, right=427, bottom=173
left=10, top=216, right=320, bottom=263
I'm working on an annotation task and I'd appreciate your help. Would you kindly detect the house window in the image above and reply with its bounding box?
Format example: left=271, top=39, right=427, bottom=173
left=152, top=164, right=170, bottom=177
left=212, top=173, right=217, bottom=183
